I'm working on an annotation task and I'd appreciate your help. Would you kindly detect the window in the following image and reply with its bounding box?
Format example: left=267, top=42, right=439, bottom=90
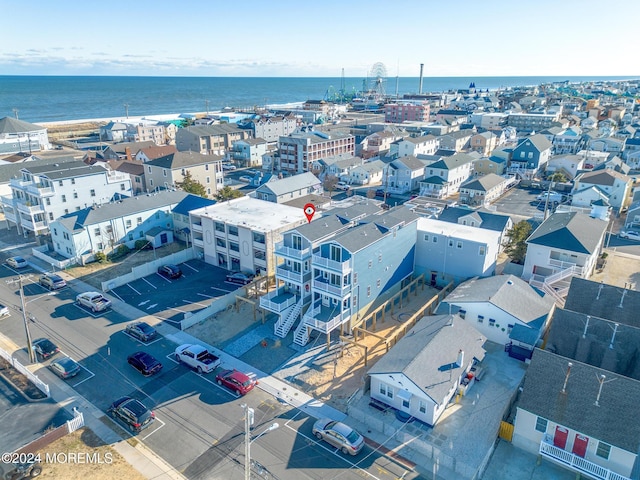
left=477, top=315, right=484, bottom=323
left=479, top=246, right=486, bottom=256
left=379, top=384, right=387, bottom=396
left=419, top=401, right=426, bottom=414
left=291, top=234, right=302, bottom=249
left=128, top=233, right=133, bottom=241
left=163, top=169, right=167, bottom=177
left=353, top=272, right=358, bottom=284
left=216, top=238, right=226, bottom=248
left=535, top=417, right=547, bottom=433
left=378, top=253, right=382, bottom=263
left=53, top=228, right=57, bottom=236
left=448, top=239, right=454, bottom=247
left=90, top=189, right=96, bottom=197
left=48, top=213, right=54, bottom=221
left=64, top=208, right=69, bottom=215
left=367, top=286, right=371, bottom=297
left=147, top=166, right=152, bottom=173
left=376, top=279, right=381, bottom=288
left=206, top=176, right=210, bottom=184
left=596, top=441, right=611, bottom=460
left=75, top=206, right=81, bottom=211
left=507, top=324, right=514, bottom=334
left=228, top=226, right=238, bottom=236
left=459, top=309, right=466, bottom=319
left=457, top=241, right=463, bottom=249
left=253, top=232, right=265, bottom=244
left=73, top=192, right=78, bottom=199
left=432, top=236, right=437, bottom=243
left=61, top=194, right=66, bottom=203
left=368, top=260, right=372, bottom=268
left=137, top=217, right=142, bottom=225
left=402, top=398, right=410, bottom=409
left=230, top=242, right=239, bottom=252
left=126, top=219, right=132, bottom=228
left=59, top=180, right=63, bottom=186
left=489, top=318, right=496, bottom=327
left=120, top=183, right=126, bottom=191
left=139, top=231, right=144, bottom=238
left=46, top=198, right=51, bottom=206
left=386, top=386, right=393, bottom=399
left=96, top=242, right=103, bottom=250
left=424, top=234, right=430, bottom=242
left=215, top=222, right=225, bottom=233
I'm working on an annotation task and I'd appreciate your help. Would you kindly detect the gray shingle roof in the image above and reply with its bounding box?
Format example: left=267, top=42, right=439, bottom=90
left=460, top=173, right=507, bottom=192
left=21, top=160, right=112, bottom=180
left=437, top=207, right=511, bottom=232
left=393, top=156, right=426, bottom=171
left=516, top=134, right=552, bottom=152
left=444, top=275, right=554, bottom=327
left=564, top=277, right=640, bottom=328
left=0, top=117, right=45, bottom=134
left=526, top=212, right=608, bottom=254
left=255, top=172, right=320, bottom=196
left=428, top=153, right=475, bottom=170
left=0, top=156, right=78, bottom=183
left=183, top=124, right=244, bottom=137
left=519, top=348, right=640, bottom=453
left=576, top=169, right=629, bottom=186
left=147, top=151, right=221, bottom=169
left=293, top=215, right=352, bottom=243
left=368, top=315, right=486, bottom=405
left=59, top=190, right=189, bottom=229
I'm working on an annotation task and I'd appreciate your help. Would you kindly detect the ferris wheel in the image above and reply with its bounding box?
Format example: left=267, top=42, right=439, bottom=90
left=368, top=62, right=388, bottom=99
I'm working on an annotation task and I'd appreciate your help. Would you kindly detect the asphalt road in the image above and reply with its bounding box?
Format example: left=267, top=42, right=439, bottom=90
left=0, top=263, right=419, bottom=480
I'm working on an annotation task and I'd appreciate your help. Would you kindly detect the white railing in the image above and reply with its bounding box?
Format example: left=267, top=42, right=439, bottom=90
left=24, top=184, right=54, bottom=197
left=193, top=238, right=204, bottom=247
left=539, top=437, right=630, bottom=480
left=106, top=172, right=130, bottom=184
left=545, top=265, right=583, bottom=285
left=260, top=288, right=297, bottom=313
left=0, top=346, right=50, bottom=397
left=274, top=297, right=303, bottom=337
left=312, top=254, right=351, bottom=274
left=21, top=219, right=47, bottom=231
left=275, top=242, right=311, bottom=260
left=16, top=202, right=44, bottom=215
left=192, top=223, right=203, bottom=232
left=313, top=278, right=349, bottom=296
left=276, top=266, right=304, bottom=283
left=549, top=258, right=580, bottom=270
left=294, top=319, right=310, bottom=346
left=302, top=303, right=349, bottom=334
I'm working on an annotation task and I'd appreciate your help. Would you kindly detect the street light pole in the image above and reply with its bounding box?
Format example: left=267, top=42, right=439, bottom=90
left=242, top=404, right=254, bottom=480
left=7, top=275, right=35, bottom=363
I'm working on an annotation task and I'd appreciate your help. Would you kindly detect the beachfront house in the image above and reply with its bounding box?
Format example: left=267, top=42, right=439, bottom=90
left=49, top=190, right=189, bottom=262
left=0, top=117, right=50, bottom=155
left=438, top=275, right=555, bottom=346
left=368, top=314, right=486, bottom=427
left=1, top=160, right=132, bottom=237
left=144, top=151, right=224, bottom=198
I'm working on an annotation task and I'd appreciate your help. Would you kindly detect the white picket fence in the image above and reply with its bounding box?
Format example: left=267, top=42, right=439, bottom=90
left=0, top=346, right=50, bottom=397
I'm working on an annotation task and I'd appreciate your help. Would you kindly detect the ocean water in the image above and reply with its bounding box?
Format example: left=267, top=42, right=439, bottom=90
left=0, top=75, right=637, bottom=124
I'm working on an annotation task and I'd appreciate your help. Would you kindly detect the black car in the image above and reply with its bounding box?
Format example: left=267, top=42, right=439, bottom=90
left=32, top=338, right=59, bottom=359
left=375, top=188, right=386, bottom=197
left=157, top=264, right=182, bottom=279
left=107, top=396, right=155, bottom=433
left=127, top=351, right=163, bottom=376
left=225, top=272, right=255, bottom=285
left=125, top=322, right=157, bottom=342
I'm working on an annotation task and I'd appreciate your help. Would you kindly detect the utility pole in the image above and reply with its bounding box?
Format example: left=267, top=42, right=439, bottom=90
left=7, top=275, right=35, bottom=363
left=12, top=108, right=19, bottom=120
left=124, top=103, right=129, bottom=119
left=242, top=404, right=254, bottom=480
left=205, top=99, right=210, bottom=116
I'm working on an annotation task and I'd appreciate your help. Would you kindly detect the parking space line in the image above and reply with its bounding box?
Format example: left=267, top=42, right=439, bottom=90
left=121, top=331, right=163, bottom=346
left=196, top=370, right=240, bottom=398
left=126, top=283, right=142, bottom=295
left=56, top=351, right=96, bottom=387
left=110, top=290, right=125, bottom=302
left=168, top=307, right=186, bottom=313
left=196, top=293, right=215, bottom=299
left=142, top=418, right=165, bottom=440
left=73, top=303, right=112, bottom=317
left=165, top=353, right=179, bottom=365
left=183, top=263, right=199, bottom=273
left=157, top=274, right=172, bottom=283
left=183, top=300, right=208, bottom=308
left=282, top=423, right=381, bottom=479
left=210, top=287, right=233, bottom=293
left=142, top=277, right=157, bottom=289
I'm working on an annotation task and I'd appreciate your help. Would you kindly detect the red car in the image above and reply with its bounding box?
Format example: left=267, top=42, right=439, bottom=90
left=215, top=369, right=258, bottom=396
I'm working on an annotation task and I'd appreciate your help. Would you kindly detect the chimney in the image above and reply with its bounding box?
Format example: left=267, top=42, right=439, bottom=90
left=419, top=63, right=424, bottom=95
left=125, top=147, right=132, bottom=160
left=561, top=362, right=573, bottom=393
left=456, top=349, right=464, bottom=367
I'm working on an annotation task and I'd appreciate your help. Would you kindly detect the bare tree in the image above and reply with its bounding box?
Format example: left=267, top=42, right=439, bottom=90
left=366, top=188, right=376, bottom=199
left=323, top=175, right=339, bottom=197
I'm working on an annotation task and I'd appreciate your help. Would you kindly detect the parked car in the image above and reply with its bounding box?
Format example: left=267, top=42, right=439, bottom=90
left=107, top=396, right=155, bottom=433
left=125, top=322, right=157, bottom=342
left=239, top=175, right=252, bottom=183
left=226, top=272, right=255, bottom=285
left=127, top=351, right=163, bottom=376
left=336, top=182, right=350, bottom=191
left=174, top=344, right=221, bottom=374
left=157, top=264, right=182, bottom=279
left=0, top=303, right=9, bottom=317
left=215, top=369, right=258, bottom=396
left=312, top=418, right=365, bottom=455
left=375, top=188, right=385, bottom=197
left=49, top=357, right=81, bottom=379
left=76, top=292, right=111, bottom=312
left=2, top=461, right=42, bottom=480
left=222, top=164, right=237, bottom=170
left=536, top=191, right=563, bottom=203
left=32, top=338, right=59, bottom=359
left=619, top=230, right=640, bottom=241
left=39, top=273, right=67, bottom=290
left=6, top=256, right=28, bottom=269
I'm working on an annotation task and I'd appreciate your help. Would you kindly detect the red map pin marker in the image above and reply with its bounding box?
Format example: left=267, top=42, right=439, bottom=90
left=303, top=203, right=316, bottom=223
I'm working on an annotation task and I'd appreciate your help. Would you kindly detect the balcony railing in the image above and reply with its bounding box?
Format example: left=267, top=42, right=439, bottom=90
left=302, top=301, right=350, bottom=334
left=0, top=195, right=15, bottom=208
left=539, top=435, right=630, bottom=480
left=16, top=201, right=45, bottom=215
left=24, top=184, right=55, bottom=197
left=276, top=266, right=305, bottom=283
left=260, top=287, right=297, bottom=313
left=106, top=172, right=130, bottom=184
left=21, top=219, right=47, bottom=232
left=313, top=277, right=350, bottom=297
left=275, top=242, right=311, bottom=260
left=312, top=254, right=351, bottom=274
left=193, top=238, right=204, bottom=247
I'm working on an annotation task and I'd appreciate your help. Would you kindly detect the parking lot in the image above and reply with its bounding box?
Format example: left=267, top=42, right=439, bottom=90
left=491, top=187, right=565, bottom=221
left=109, top=259, right=239, bottom=324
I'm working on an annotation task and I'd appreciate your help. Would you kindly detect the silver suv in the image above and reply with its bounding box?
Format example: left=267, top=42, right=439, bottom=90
left=39, top=273, right=67, bottom=290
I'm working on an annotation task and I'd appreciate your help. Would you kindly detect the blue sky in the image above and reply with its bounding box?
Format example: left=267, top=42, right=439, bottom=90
left=2, top=0, right=638, bottom=77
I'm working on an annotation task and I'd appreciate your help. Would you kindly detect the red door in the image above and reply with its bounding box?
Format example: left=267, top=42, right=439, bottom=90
left=572, top=434, right=589, bottom=458
left=554, top=426, right=568, bottom=449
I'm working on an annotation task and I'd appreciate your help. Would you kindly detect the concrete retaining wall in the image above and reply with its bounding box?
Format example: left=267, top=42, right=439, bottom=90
left=101, top=248, right=195, bottom=292
left=180, top=289, right=239, bottom=331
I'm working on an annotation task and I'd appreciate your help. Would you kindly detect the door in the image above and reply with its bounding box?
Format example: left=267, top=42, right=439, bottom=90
left=554, top=426, right=568, bottom=449
left=572, top=434, right=589, bottom=458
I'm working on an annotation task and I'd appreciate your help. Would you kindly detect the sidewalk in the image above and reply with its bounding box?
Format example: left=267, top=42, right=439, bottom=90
left=3, top=232, right=431, bottom=477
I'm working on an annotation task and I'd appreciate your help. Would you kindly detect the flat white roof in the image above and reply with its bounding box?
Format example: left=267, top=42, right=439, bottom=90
left=417, top=217, right=501, bottom=243
left=192, top=197, right=305, bottom=232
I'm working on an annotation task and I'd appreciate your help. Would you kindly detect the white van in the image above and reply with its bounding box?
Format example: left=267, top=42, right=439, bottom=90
left=536, top=191, right=563, bottom=202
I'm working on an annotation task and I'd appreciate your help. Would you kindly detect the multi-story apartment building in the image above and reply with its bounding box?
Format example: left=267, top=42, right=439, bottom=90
left=420, top=153, right=475, bottom=198
left=507, top=112, right=561, bottom=133
left=229, top=138, right=268, bottom=167
left=260, top=205, right=419, bottom=348
left=50, top=190, right=189, bottom=261
left=144, top=151, right=224, bottom=198
left=278, top=131, right=355, bottom=174
left=240, top=115, right=298, bottom=143
left=384, top=101, right=430, bottom=123
left=1, top=160, right=131, bottom=237
left=189, top=197, right=306, bottom=276
left=176, top=124, right=251, bottom=155
left=469, top=112, right=508, bottom=131
left=135, top=123, right=165, bottom=145
left=390, top=135, right=439, bottom=158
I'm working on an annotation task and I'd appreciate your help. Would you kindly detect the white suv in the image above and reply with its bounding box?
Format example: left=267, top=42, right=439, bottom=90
left=336, top=182, right=350, bottom=191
